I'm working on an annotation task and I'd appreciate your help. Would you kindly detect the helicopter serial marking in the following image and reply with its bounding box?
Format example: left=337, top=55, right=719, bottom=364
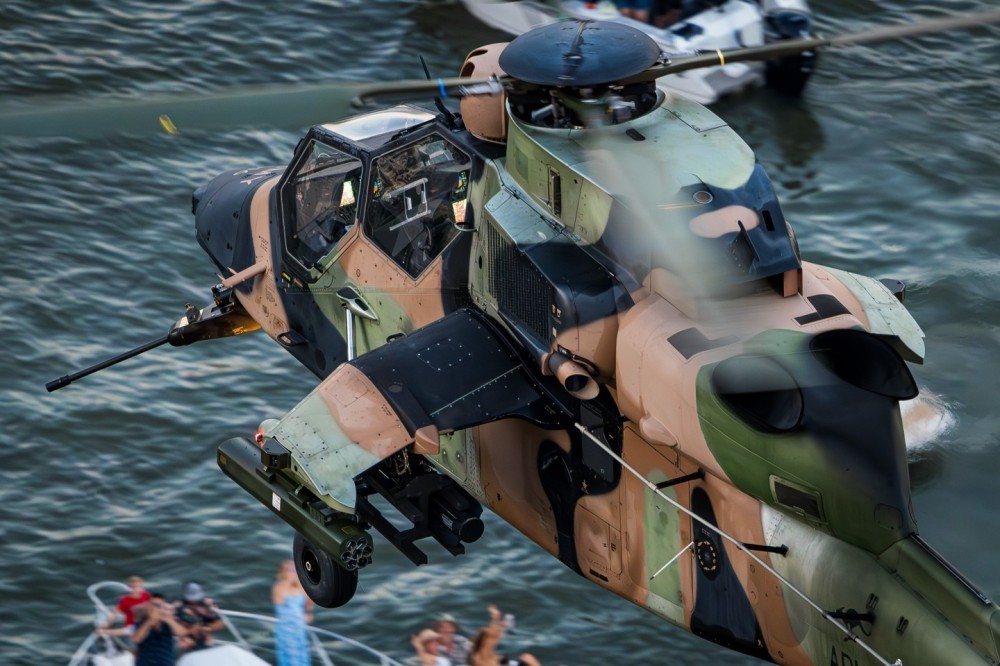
left=828, top=646, right=863, bottom=666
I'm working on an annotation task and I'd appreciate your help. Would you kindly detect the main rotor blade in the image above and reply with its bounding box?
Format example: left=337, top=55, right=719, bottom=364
left=0, top=80, right=366, bottom=139
left=830, top=9, right=1000, bottom=47
left=6, top=9, right=997, bottom=140
left=626, top=9, right=1000, bottom=82
left=355, top=76, right=510, bottom=106
left=360, top=9, right=1000, bottom=103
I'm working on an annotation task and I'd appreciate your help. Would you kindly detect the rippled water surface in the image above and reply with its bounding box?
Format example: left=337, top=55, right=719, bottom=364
left=2, top=1, right=999, bottom=664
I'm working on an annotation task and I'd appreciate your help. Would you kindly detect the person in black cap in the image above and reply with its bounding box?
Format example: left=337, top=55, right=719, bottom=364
left=174, top=581, right=224, bottom=652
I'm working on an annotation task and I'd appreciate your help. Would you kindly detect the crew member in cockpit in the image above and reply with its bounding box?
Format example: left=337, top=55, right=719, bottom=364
left=295, top=166, right=361, bottom=265
left=367, top=137, right=467, bottom=277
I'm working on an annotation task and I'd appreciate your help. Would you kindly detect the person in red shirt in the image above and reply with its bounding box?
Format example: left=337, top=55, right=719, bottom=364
left=97, top=575, right=152, bottom=636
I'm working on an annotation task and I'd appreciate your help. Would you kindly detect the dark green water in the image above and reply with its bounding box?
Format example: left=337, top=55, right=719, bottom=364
left=1, top=1, right=998, bottom=664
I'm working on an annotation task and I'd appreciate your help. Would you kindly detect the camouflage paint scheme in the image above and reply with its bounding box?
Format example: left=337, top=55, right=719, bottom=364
left=194, top=63, right=1000, bottom=666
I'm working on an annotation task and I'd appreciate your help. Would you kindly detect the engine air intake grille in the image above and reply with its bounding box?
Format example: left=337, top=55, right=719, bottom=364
left=483, top=221, right=550, bottom=342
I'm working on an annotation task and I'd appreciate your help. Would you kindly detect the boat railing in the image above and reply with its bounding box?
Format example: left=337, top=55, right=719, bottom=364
left=70, top=581, right=407, bottom=666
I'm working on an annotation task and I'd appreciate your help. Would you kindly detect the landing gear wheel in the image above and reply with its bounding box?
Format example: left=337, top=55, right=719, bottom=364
left=292, top=531, right=358, bottom=608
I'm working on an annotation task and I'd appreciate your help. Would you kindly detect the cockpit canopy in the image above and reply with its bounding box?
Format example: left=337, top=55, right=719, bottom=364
left=278, top=106, right=473, bottom=281
left=283, top=142, right=363, bottom=268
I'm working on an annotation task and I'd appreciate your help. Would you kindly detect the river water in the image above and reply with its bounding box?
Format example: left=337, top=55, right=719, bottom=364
left=1, top=1, right=998, bottom=664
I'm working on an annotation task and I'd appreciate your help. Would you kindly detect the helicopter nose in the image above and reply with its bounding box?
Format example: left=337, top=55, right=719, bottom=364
left=193, top=168, right=276, bottom=276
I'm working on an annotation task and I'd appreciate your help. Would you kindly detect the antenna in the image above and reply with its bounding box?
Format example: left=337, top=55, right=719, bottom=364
left=418, top=55, right=457, bottom=128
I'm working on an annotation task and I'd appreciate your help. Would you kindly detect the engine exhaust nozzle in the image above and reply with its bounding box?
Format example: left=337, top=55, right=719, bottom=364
left=548, top=352, right=599, bottom=400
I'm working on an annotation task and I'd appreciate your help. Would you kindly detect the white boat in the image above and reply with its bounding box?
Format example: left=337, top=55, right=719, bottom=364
left=69, top=581, right=406, bottom=666
left=461, top=0, right=815, bottom=104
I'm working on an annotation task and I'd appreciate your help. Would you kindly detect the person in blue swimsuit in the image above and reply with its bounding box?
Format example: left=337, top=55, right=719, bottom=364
left=272, top=559, right=315, bottom=666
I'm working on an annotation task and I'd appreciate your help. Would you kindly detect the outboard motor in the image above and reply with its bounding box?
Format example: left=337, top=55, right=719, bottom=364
left=760, top=0, right=816, bottom=94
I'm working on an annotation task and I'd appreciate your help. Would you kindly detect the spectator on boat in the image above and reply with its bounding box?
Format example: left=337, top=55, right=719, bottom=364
left=433, top=614, right=472, bottom=665
left=412, top=628, right=450, bottom=666
left=272, top=559, right=314, bottom=666
left=652, top=0, right=684, bottom=27
left=469, top=605, right=541, bottom=666
left=133, top=594, right=190, bottom=666
left=97, top=575, right=151, bottom=636
left=614, top=0, right=652, bottom=24
left=174, top=581, right=224, bottom=652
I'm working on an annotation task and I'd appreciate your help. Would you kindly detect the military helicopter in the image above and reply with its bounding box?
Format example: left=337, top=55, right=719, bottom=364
left=29, top=9, right=1000, bottom=666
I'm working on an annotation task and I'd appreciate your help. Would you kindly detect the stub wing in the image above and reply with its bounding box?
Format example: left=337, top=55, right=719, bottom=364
left=265, top=308, right=568, bottom=512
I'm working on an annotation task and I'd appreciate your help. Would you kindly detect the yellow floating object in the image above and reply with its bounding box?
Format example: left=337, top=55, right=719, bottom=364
left=158, top=114, right=179, bottom=135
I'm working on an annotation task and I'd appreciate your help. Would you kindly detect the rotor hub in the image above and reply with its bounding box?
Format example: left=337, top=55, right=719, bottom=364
left=498, top=20, right=661, bottom=88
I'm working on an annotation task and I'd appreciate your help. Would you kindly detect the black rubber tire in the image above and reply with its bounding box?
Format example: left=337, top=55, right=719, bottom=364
left=292, top=531, right=359, bottom=608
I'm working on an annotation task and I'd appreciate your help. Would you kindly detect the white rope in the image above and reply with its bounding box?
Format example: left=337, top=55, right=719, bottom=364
left=574, top=422, right=900, bottom=666
left=650, top=541, right=693, bottom=581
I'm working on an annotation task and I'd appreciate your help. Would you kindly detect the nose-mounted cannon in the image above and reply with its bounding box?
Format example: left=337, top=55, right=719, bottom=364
left=46, top=288, right=259, bottom=393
